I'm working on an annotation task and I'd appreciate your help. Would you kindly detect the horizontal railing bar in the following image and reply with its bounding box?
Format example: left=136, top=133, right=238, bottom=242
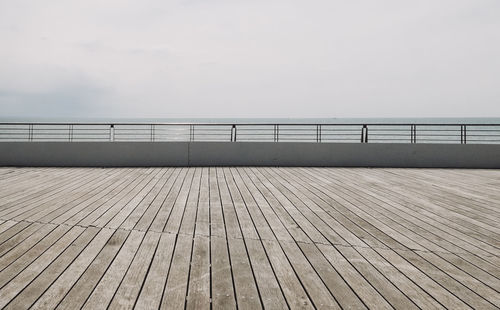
left=2, top=122, right=500, bottom=126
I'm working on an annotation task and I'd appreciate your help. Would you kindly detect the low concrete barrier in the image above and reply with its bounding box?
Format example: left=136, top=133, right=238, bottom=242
left=1, top=142, right=500, bottom=168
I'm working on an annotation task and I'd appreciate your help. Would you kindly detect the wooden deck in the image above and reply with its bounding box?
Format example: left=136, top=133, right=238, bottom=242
left=0, top=167, right=498, bottom=309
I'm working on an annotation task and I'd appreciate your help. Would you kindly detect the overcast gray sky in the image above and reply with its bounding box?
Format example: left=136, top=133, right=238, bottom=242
left=1, top=0, right=499, bottom=119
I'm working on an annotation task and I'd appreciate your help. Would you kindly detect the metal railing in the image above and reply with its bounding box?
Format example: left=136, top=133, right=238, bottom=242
left=1, top=122, right=500, bottom=144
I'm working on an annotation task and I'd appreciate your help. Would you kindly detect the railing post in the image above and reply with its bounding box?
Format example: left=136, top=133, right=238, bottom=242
left=410, top=125, right=417, bottom=143
left=464, top=125, right=467, bottom=144
left=361, top=125, right=368, bottom=143
left=276, top=125, right=279, bottom=142
left=69, top=124, right=73, bottom=142
left=232, top=125, right=237, bottom=142
left=316, top=125, right=322, bottom=142
left=110, top=124, right=114, bottom=141
left=28, top=124, right=33, bottom=141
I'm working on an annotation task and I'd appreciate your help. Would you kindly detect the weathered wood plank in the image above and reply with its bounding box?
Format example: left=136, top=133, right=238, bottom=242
left=4, top=227, right=99, bottom=309
left=210, top=235, right=236, bottom=309
left=134, top=232, right=176, bottom=310
left=186, top=235, right=211, bottom=310
left=109, top=231, right=161, bottom=309
left=160, top=233, right=193, bottom=309
left=0, top=226, right=85, bottom=308
left=56, top=229, right=130, bottom=310
left=82, top=230, right=145, bottom=309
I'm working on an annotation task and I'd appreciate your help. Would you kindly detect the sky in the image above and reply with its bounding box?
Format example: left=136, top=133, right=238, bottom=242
left=1, top=0, right=499, bottom=119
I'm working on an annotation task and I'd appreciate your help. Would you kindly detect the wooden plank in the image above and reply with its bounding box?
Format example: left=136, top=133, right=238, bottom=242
left=91, top=168, right=165, bottom=228
left=57, top=170, right=144, bottom=226
left=340, top=168, right=500, bottom=247
left=335, top=245, right=418, bottom=309
left=0, top=225, right=71, bottom=287
left=56, top=229, right=130, bottom=310
left=30, top=227, right=117, bottom=309
left=245, top=239, right=288, bottom=309
left=293, top=168, right=426, bottom=251
left=257, top=168, right=341, bottom=245
left=109, top=231, right=161, bottom=309
left=149, top=168, right=188, bottom=232
left=222, top=167, right=259, bottom=240
left=374, top=247, right=470, bottom=309
left=439, top=252, right=500, bottom=292
left=4, top=227, right=100, bottom=309
left=160, top=233, right=193, bottom=309
left=396, top=249, right=496, bottom=309
left=163, top=168, right=195, bottom=234
left=261, top=239, right=314, bottom=309
left=0, top=226, right=85, bottom=308
left=48, top=169, right=137, bottom=225
left=229, top=168, right=275, bottom=241
left=355, top=246, right=444, bottom=309
left=0, top=169, right=87, bottom=209
left=209, top=168, right=226, bottom=238
left=273, top=169, right=390, bottom=249
left=118, top=168, right=174, bottom=230
left=325, top=168, right=500, bottom=258
left=194, top=168, right=210, bottom=237
left=298, top=242, right=367, bottom=309
left=0, top=222, right=43, bottom=257
left=317, top=243, right=393, bottom=310
left=135, top=232, right=176, bottom=310
left=0, top=169, right=99, bottom=220
left=279, top=240, right=340, bottom=309
left=82, top=230, right=145, bottom=309
left=266, top=167, right=368, bottom=247
left=210, top=235, right=236, bottom=309
left=420, top=252, right=500, bottom=306
left=227, top=237, right=261, bottom=309
left=78, top=169, right=157, bottom=227
left=186, top=235, right=211, bottom=310
left=236, top=168, right=293, bottom=242
left=37, top=168, right=132, bottom=224
left=179, top=168, right=202, bottom=236
left=0, top=221, right=31, bottom=245
left=0, top=220, right=17, bottom=235
left=216, top=167, right=243, bottom=239
left=21, top=169, right=125, bottom=223
left=245, top=168, right=311, bottom=243
left=130, top=168, right=182, bottom=231
left=0, top=223, right=56, bottom=271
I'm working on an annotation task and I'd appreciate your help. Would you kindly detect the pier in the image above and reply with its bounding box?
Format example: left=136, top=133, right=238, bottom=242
left=0, top=167, right=498, bottom=309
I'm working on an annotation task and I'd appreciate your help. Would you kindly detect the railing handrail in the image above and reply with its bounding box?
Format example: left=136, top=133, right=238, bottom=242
left=1, top=122, right=500, bottom=126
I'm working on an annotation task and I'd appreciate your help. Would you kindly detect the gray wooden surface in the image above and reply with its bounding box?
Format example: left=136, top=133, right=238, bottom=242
left=0, top=167, right=499, bottom=309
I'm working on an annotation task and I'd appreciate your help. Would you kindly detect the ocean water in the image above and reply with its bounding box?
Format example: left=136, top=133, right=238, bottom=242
left=1, top=117, right=500, bottom=143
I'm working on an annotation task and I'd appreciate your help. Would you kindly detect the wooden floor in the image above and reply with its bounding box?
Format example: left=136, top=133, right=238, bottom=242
left=0, top=167, right=498, bottom=309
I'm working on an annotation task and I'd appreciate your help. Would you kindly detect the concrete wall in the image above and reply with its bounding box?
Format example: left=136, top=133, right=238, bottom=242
left=1, top=142, right=500, bottom=168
